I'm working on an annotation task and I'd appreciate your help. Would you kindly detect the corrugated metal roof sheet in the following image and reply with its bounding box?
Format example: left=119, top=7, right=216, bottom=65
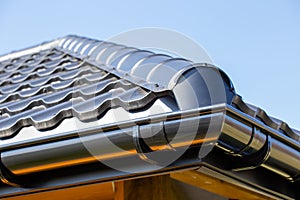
left=0, top=46, right=162, bottom=138
left=0, top=35, right=299, bottom=143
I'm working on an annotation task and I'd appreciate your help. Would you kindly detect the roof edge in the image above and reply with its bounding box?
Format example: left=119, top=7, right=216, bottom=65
left=0, top=35, right=76, bottom=62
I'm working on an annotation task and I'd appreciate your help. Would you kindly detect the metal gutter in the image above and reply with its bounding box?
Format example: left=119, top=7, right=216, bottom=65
left=0, top=104, right=225, bottom=176
left=0, top=104, right=299, bottom=198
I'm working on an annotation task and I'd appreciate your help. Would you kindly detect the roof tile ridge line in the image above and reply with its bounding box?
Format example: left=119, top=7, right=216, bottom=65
left=0, top=35, right=82, bottom=63
left=56, top=36, right=199, bottom=93
left=56, top=35, right=106, bottom=57
left=56, top=36, right=163, bottom=92
left=232, top=95, right=300, bottom=142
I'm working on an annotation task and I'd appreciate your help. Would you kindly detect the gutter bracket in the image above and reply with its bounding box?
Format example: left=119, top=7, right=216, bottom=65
left=231, top=135, right=271, bottom=171
left=133, top=123, right=173, bottom=166
left=0, top=155, right=22, bottom=187
left=133, top=125, right=159, bottom=165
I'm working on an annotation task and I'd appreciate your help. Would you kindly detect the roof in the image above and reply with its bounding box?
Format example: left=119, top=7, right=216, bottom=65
left=0, top=35, right=235, bottom=138
left=0, top=35, right=299, bottom=199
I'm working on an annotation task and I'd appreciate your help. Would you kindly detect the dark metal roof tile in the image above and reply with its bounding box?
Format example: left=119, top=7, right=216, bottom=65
left=0, top=35, right=298, bottom=146
left=232, top=95, right=300, bottom=142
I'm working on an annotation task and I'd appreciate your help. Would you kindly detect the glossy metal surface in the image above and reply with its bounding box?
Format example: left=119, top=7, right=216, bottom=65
left=0, top=105, right=299, bottom=198
left=1, top=108, right=225, bottom=175
left=232, top=95, right=300, bottom=142
left=0, top=35, right=299, bottom=199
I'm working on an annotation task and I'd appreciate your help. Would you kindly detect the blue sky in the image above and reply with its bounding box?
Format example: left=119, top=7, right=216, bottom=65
left=0, top=0, right=299, bottom=129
